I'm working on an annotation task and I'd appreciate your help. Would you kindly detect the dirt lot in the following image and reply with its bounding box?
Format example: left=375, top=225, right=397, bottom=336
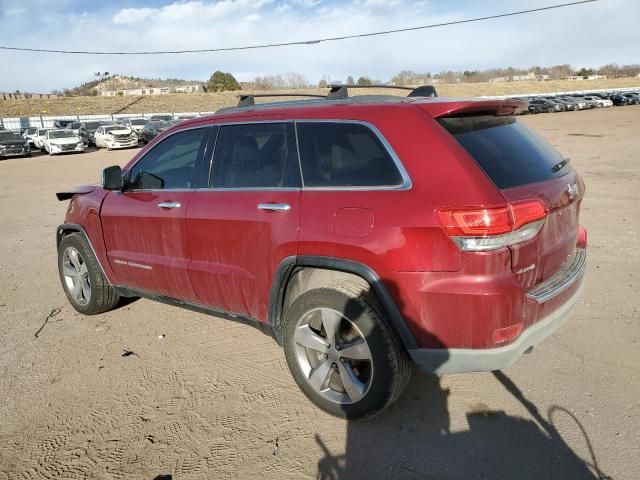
left=0, top=107, right=639, bottom=479
left=2, top=77, right=640, bottom=117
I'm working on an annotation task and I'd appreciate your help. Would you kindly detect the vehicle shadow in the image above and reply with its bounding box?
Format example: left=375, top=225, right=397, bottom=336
left=315, top=282, right=607, bottom=480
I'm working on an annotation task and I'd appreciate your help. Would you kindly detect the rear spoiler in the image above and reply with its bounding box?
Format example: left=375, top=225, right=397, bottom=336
left=418, top=99, right=529, bottom=118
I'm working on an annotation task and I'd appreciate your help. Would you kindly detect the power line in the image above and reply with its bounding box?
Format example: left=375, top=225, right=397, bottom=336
left=0, top=0, right=598, bottom=55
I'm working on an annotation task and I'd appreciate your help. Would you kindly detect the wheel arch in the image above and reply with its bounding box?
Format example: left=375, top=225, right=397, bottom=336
left=56, top=223, right=112, bottom=284
left=268, top=256, right=417, bottom=350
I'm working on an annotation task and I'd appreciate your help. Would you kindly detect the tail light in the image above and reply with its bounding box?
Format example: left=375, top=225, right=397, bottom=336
left=436, top=199, right=547, bottom=252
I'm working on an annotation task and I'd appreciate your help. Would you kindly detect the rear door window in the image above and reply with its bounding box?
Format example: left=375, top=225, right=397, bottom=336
left=211, top=123, right=299, bottom=188
left=438, top=115, right=571, bottom=189
left=296, top=122, right=403, bottom=187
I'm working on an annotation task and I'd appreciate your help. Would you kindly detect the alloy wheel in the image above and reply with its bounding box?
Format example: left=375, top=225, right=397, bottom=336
left=62, top=247, right=91, bottom=306
left=293, top=307, right=373, bottom=405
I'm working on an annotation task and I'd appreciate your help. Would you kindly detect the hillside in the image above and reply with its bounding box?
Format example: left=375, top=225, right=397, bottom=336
left=3, top=77, right=640, bottom=117
left=67, top=75, right=203, bottom=96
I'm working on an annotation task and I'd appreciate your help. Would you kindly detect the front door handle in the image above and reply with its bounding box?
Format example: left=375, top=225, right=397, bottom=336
left=258, top=203, right=291, bottom=212
left=157, top=201, right=182, bottom=209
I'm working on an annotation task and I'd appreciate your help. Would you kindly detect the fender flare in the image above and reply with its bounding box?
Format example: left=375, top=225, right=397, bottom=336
left=56, top=223, right=113, bottom=284
left=268, top=255, right=417, bottom=350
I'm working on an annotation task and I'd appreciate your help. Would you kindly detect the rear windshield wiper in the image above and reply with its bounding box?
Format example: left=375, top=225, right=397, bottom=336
left=551, top=158, right=570, bottom=173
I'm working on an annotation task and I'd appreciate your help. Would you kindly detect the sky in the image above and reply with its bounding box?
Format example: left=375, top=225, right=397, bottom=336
left=0, top=0, right=638, bottom=92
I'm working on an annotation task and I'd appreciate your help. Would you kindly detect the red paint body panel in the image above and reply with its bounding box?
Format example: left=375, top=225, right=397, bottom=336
left=185, top=190, right=300, bottom=321
left=100, top=191, right=198, bottom=301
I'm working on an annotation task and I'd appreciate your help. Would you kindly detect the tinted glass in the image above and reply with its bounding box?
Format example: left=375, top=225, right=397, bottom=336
left=438, top=115, right=570, bottom=189
left=0, top=132, right=22, bottom=141
left=49, top=130, right=76, bottom=138
left=211, top=123, right=299, bottom=188
left=128, top=128, right=207, bottom=190
left=296, top=122, right=403, bottom=187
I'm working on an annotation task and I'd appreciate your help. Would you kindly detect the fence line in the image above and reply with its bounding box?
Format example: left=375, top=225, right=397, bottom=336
left=0, top=111, right=215, bottom=131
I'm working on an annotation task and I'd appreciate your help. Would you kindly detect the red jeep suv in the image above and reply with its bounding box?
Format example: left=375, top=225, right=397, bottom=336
left=56, top=86, right=587, bottom=418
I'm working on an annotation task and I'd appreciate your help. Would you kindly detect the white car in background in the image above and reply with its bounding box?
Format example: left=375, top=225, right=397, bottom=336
left=118, top=117, right=148, bottom=137
left=21, top=127, right=39, bottom=147
left=93, top=124, right=138, bottom=150
left=43, top=129, right=85, bottom=155
left=582, top=96, right=613, bottom=108
left=34, top=128, right=51, bottom=150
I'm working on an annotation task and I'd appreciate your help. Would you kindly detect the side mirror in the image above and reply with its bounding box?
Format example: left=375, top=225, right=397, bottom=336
left=102, top=165, right=123, bottom=190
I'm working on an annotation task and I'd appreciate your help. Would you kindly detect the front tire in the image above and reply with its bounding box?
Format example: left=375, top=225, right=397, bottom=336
left=283, top=282, right=412, bottom=419
left=58, top=233, right=120, bottom=315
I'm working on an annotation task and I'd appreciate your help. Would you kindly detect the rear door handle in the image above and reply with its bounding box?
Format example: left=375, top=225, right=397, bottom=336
left=258, top=203, right=291, bottom=212
left=157, top=201, right=182, bottom=209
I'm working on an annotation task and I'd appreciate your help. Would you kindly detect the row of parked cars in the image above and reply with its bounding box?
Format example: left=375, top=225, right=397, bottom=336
left=0, top=114, right=194, bottom=159
left=516, top=90, right=640, bottom=114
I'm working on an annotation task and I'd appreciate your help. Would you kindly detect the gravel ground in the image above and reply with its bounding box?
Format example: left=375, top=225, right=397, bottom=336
left=0, top=107, right=639, bottom=479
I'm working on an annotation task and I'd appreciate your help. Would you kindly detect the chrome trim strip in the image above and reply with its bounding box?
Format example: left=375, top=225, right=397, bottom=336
left=526, top=248, right=586, bottom=303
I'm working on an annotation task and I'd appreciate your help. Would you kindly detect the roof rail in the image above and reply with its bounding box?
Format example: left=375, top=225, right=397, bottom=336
left=327, top=84, right=438, bottom=99
left=237, top=93, right=326, bottom=107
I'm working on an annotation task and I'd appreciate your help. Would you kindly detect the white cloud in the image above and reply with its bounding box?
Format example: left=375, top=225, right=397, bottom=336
left=0, top=0, right=639, bottom=92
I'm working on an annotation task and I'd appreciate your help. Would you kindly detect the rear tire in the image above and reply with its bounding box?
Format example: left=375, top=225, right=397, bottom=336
left=58, top=233, right=120, bottom=315
left=283, top=281, right=412, bottom=419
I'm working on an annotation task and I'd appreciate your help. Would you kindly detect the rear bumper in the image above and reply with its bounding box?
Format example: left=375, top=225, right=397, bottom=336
left=409, top=281, right=584, bottom=374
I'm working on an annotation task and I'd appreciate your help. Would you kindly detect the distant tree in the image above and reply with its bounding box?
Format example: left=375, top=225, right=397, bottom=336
left=318, top=79, right=328, bottom=88
left=14, top=89, right=20, bottom=94
left=577, top=67, right=595, bottom=77
left=356, top=76, right=372, bottom=85
left=346, top=75, right=354, bottom=85
left=207, top=71, right=241, bottom=92
left=284, top=72, right=310, bottom=88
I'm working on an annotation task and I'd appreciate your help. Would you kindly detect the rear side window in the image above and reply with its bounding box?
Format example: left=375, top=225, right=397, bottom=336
left=296, top=122, right=403, bottom=187
left=438, top=115, right=570, bottom=189
left=211, top=123, right=299, bottom=188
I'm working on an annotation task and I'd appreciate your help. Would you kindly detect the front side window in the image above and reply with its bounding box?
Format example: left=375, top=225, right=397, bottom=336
left=296, top=122, right=403, bottom=187
left=127, top=127, right=208, bottom=190
left=211, top=123, right=299, bottom=188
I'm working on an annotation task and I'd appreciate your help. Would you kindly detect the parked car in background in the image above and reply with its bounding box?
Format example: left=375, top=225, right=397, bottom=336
left=547, top=97, right=578, bottom=111
left=139, top=119, right=180, bottom=144
left=610, top=94, right=629, bottom=106
left=622, top=93, right=640, bottom=105
left=43, top=129, right=85, bottom=155
left=582, top=96, right=613, bottom=108
left=0, top=130, right=31, bottom=159
left=79, top=121, right=107, bottom=146
left=66, top=121, right=81, bottom=135
left=93, top=124, right=138, bottom=150
left=561, top=97, right=589, bottom=110
left=53, top=119, right=76, bottom=129
left=55, top=92, right=587, bottom=418
left=528, top=98, right=561, bottom=114
left=21, top=127, right=39, bottom=147
left=148, top=114, right=174, bottom=122
left=34, top=128, right=51, bottom=150
left=118, top=117, right=149, bottom=136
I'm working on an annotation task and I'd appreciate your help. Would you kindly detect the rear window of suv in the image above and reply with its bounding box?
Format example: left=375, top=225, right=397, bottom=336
left=438, top=115, right=571, bottom=189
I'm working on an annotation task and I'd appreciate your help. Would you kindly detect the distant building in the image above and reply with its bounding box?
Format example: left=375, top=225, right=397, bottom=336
left=100, top=84, right=203, bottom=96
left=562, top=74, right=608, bottom=81
left=489, top=72, right=548, bottom=83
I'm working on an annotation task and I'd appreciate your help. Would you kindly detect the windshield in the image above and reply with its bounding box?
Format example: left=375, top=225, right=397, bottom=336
left=131, top=119, right=148, bottom=125
left=105, top=126, right=128, bottom=133
left=49, top=130, right=77, bottom=139
left=68, top=122, right=80, bottom=129
left=0, top=132, right=23, bottom=141
left=85, top=122, right=104, bottom=129
left=25, top=128, right=37, bottom=134
left=37, top=129, right=47, bottom=135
